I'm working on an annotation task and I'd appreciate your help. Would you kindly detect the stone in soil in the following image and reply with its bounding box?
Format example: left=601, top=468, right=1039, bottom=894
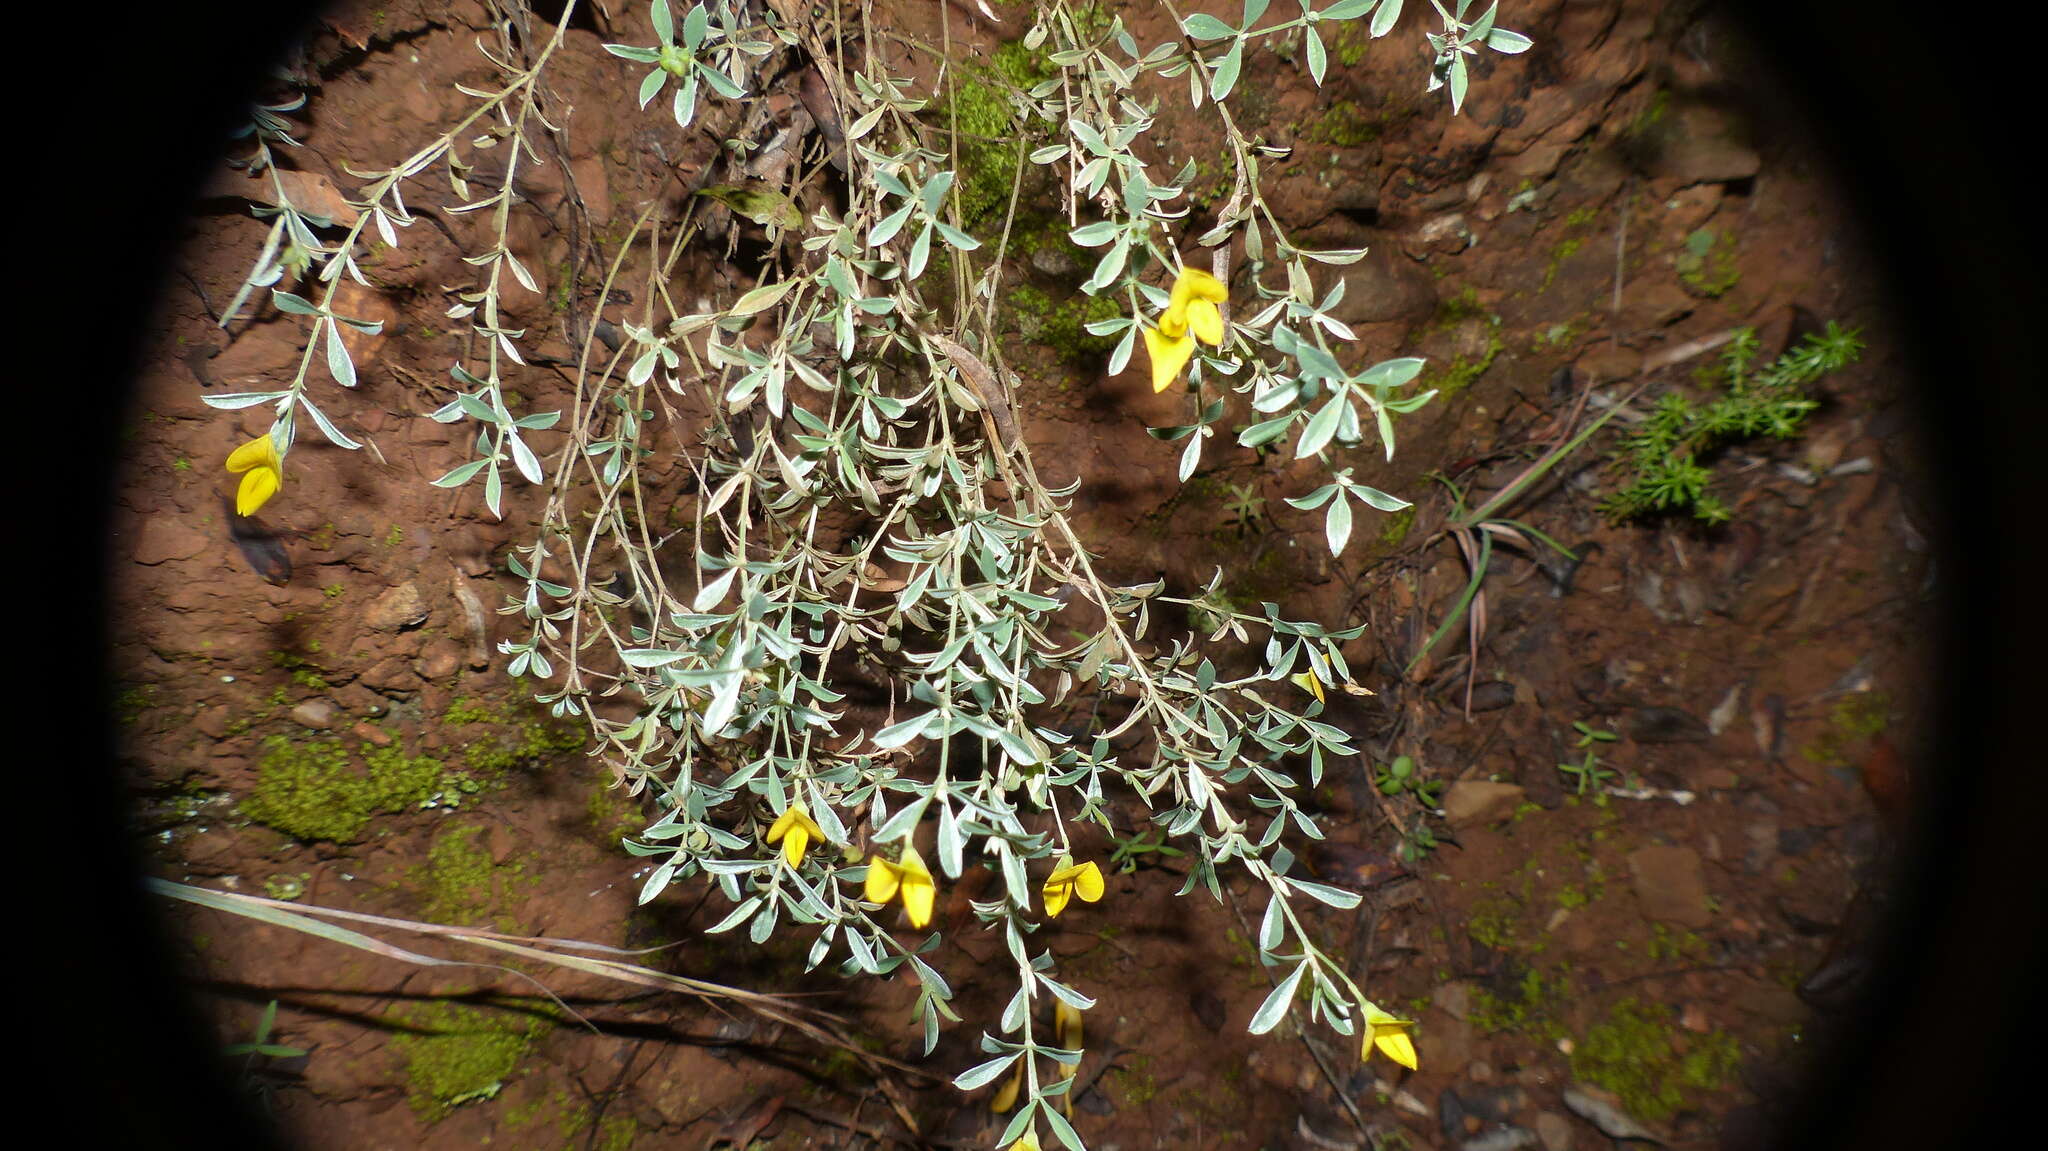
left=1626, top=844, right=1713, bottom=927
left=363, top=581, right=430, bottom=632
left=1444, top=781, right=1527, bottom=828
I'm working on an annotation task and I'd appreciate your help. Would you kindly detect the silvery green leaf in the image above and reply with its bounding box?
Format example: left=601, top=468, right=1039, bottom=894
left=1468, top=1, right=1498, bottom=42
left=1376, top=399, right=1398, bottom=459
left=1350, top=484, right=1413, bottom=512
left=874, top=794, right=931, bottom=841
left=629, top=347, right=658, bottom=386
left=868, top=202, right=914, bottom=247
left=1370, top=0, right=1402, bottom=36
left=604, top=43, right=661, bottom=62
left=1320, top=0, right=1377, bottom=18
left=1258, top=894, right=1285, bottom=952
left=1042, top=1106, right=1086, bottom=1151
left=270, top=289, right=321, bottom=316
left=505, top=251, right=539, bottom=294
left=1209, top=39, right=1246, bottom=102
left=1001, top=987, right=1028, bottom=1033
left=1358, top=356, right=1426, bottom=388
left=954, top=1050, right=1024, bottom=1093
left=920, top=170, right=955, bottom=215
left=637, top=860, right=676, bottom=904
left=995, top=1101, right=1039, bottom=1149
left=324, top=318, right=357, bottom=387
left=846, top=104, right=885, bottom=140
left=732, top=279, right=796, bottom=316
left=873, top=712, right=934, bottom=748
left=1287, top=877, right=1363, bottom=909
left=1248, top=960, right=1307, bottom=1034
left=620, top=648, right=692, bottom=668
left=430, top=459, right=487, bottom=488
left=700, top=64, right=744, bottom=99
left=201, top=390, right=288, bottom=410
left=651, top=0, right=674, bottom=44
left=1295, top=396, right=1344, bottom=458
left=1326, top=491, right=1354, bottom=554
left=1182, top=13, right=1236, bottom=39
left=1244, top=0, right=1272, bottom=25
left=1029, top=144, right=1067, bottom=164
left=1083, top=238, right=1129, bottom=293
left=298, top=394, right=360, bottom=450
left=1178, top=430, right=1203, bottom=482
left=637, top=68, right=666, bottom=109
left=483, top=460, right=503, bottom=518
left=748, top=901, right=777, bottom=944
left=844, top=927, right=878, bottom=973
left=514, top=409, right=561, bottom=431
left=1040, top=977, right=1096, bottom=1010
left=507, top=431, right=543, bottom=484
left=1239, top=413, right=1294, bottom=448
left=1306, top=26, right=1328, bottom=85
left=937, top=803, right=963, bottom=877
left=908, top=220, right=933, bottom=279
left=705, top=896, right=760, bottom=935
left=935, top=222, right=980, bottom=250
left=673, top=72, right=699, bottom=127
left=1253, top=381, right=1302, bottom=412
left=1109, top=323, right=1136, bottom=375
left=702, top=669, right=744, bottom=732
left=1069, top=220, right=1119, bottom=247
left=1285, top=483, right=1338, bottom=510
left=1449, top=54, right=1469, bottom=113
left=1300, top=246, right=1369, bottom=264
left=1488, top=27, right=1532, bottom=53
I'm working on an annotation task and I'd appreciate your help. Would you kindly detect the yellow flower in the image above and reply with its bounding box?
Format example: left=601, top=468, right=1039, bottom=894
left=766, top=802, right=828, bottom=868
left=1053, top=998, right=1085, bottom=1114
left=865, top=846, right=937, bottom=928
left=1143, top=266, right=1228, bottom=392
left=1361, top=1003, right=1418, bottom=1071
left=1289, top=671, right=1326, bottom=703
left=225, top=434, right=284, bottom=516
left=1041, top=859, right=1105, bottom=918
left=991, top=1061, right=1024, bottom=1113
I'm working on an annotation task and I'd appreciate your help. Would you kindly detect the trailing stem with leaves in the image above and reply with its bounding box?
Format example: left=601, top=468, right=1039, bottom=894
left=203, top=1, right=1533, bottom=1145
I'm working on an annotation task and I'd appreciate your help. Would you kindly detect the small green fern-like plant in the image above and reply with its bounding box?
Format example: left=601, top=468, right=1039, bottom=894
left=1603, top=322, right=1865, bottom=523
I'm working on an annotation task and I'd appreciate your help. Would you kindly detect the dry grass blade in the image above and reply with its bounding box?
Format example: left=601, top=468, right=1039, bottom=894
left=151, top=879, right=930, bottom=1081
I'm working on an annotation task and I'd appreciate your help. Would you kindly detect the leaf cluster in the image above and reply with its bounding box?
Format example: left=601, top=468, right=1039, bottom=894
left=1602, top=322, right=1864, bottom=524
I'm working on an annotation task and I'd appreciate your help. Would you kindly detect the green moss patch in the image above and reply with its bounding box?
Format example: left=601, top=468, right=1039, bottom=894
left=240, top=737, right=451, bottom=842
left=1571, top=997, right=1741, bottom=1121
left=409, top=822, right=535, bottom=928
left=444, top=693, right=586, bottom=775
left=387, top=1000, right=549, bottom=1120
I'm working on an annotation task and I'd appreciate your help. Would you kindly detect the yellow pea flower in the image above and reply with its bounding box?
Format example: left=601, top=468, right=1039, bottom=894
left=766, top=802, right=828, bottom=868
left=1143, top=266, right=1228, bottom=392
left=1053, top=998, right=1085, bottom=1115
left=1289, top=671, right=1326, bottom=704
left=1361, top=1002, right=1418, bottom=1071
left=1041, top=858, right=1105, bottom=918
left=991, top=1061, right=1024, bottom=1113
left=225, top=434, right=284, bottom=516
left=864, top=846, right=937, bottom=928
